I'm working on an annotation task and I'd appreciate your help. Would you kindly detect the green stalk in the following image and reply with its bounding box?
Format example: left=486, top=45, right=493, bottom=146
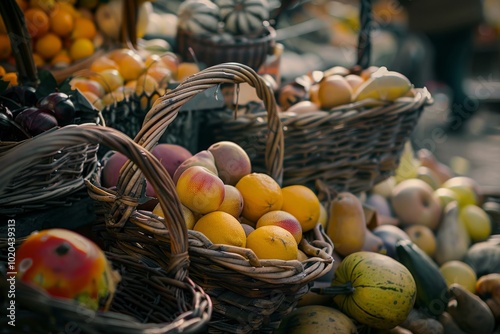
left=311, top=282, right=355, bottom=295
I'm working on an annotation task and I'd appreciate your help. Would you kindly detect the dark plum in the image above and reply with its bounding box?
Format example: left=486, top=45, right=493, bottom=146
left=0, top=85, right=38, bottom=107
left=38, top=92, right=75, bottom=126
left=15, top=107, right=58, bottom=136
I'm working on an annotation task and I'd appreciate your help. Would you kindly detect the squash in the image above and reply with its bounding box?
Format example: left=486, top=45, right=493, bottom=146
left=396, top=240, right=450, bottom=316
left=463, top=237, right=500, bottom=277
left=177, top=0, right=221, bottom=35
left=312, top=251, right=416, bottom=329
left=274, top=305, right=357, bottom=334
left=215, top=0, right=269, bottom=35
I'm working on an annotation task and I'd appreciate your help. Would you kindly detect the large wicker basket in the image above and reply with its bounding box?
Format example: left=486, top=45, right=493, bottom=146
left=0, top=125, right=212, bottom=333
left=204, top=0, right=433, bottom=194
left=87, top=63, right=334, bottom=333
left=0, top=0, right=100, bottom=215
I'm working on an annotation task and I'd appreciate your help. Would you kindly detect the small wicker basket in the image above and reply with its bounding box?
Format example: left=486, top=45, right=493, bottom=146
left=175, top=22, right=276, bottom=71
left=204, top=0, right=433, bottom=195
left=0, top=0, right=100, bottom=215
left=88, top=63, right=334, bottom=333
left=0, top=124, right=212, bottom=333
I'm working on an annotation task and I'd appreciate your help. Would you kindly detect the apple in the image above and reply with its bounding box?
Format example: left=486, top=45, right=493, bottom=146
left=391, top=179, right=442, bottom=230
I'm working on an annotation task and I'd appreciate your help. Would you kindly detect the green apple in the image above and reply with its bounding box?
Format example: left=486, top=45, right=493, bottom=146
left=459, top=204, right=492, bottom=242
left=442, top=176, right=480, bottom=208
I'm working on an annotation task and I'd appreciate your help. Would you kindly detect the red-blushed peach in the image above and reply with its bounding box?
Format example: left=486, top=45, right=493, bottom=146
left=208, top=141, right=252, bottom=185
left=101, top=151, right=128, bottom=188
left=173, top=150, right=218, bottom=184
left=175, top=166, right=225, bottom=214
left=217, top=185, right=244, bottom=219
left=256, top=210, right=303, bottom=244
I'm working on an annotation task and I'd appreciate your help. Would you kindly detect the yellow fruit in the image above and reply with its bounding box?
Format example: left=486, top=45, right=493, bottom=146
left=0, top=66, right=6, bottom=77
left=459, top=204, right=492, bottom=242
left=91, top=69, right=124, bottom=93
left=50, top=49, right=71, bottom=67
left=246, top=225, right=298, bottom=261
left=281, top=185, right=321, bottom=233
left=344, top=73, right=364, bottom=92
left=193, top=211, right=246, bottom=247
left=354, top=67, right=412, bottom=102
left=442, top=176, right=480, bottom=208
left=109, top=49, right=146, bottom=82
left=24, top=7, right=50, bottom=38
left=69, top=38, right=94, bottom=62
left=177, top=62, right=200, bottom=81
left=32, top=53, right=45, bottom=67
left=90, top=55, right=119, bottom=72
left=35, top=33, right=62, bottom=60
left=317, top=74, right=353, bottom=110
left=235, top=173, right=283, bottom=223
left=135, top=74, right=158, bottom=96
left=404, top=225, right=437, bottom=258
left=439, top=260, right=477, bottom=293
left=153, top=202, right=196, bottom=230
left=2, top=72, right=17, bottom=87
left=317, top=202, right=328, bottom=229
left=72, top=17, right=97, bottom=39
left=50, top=8, right=74, bottom=37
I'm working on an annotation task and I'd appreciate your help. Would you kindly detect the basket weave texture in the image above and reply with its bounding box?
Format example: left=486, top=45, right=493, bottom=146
left=0, top=0, right=100, bottom=215
left=87, top=63, right=334, bottom=333
left=0, top=125, right=212, bottom=333
left=203, top=0, right=432, bottom=194
left=176, top=23, right=276, bottom=71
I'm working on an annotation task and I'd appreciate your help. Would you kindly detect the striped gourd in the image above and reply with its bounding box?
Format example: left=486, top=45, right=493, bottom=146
left=177, top=0, right=221, bottom=36
left=215, top=0, right=269, bottom=35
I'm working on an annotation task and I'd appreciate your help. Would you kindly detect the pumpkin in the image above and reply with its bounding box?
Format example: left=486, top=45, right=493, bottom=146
left=177, top=0, right=221, bottom=36
left=313, top=251, right=417, bottom=330
left=215, top=0, right=270, bottom=35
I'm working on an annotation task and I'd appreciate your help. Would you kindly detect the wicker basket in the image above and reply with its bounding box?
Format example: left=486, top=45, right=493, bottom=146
left=0, top=0, right=100, bottom=215
left=87, top=63, right=334, bottom=333
left=175, top=22, right=276, bottom=71
left=0, top=124, right=212, bottom=333
left=203, top=0, right=433, bottom=195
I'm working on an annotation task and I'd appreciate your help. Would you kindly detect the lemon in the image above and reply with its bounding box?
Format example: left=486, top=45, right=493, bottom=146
left=459, top=204, right=492, bottom=242
left=439, top=260, right=477, bottom=293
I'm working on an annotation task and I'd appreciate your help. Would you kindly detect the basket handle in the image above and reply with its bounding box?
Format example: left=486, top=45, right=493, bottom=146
left=0, top=125, right=189, bottom=277
left=356, top=0, right=372, bottom=69
left=0, top=0, right=39, bottom=87
left=113, top=63, right=284, bottom=226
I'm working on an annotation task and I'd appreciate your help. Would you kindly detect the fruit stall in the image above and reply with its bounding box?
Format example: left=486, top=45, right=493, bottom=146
left=1, top=0, right=500, bottom=333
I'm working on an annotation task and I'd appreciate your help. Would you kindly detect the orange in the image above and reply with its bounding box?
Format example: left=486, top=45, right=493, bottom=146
left=72, top=17, right=97, bottom=40
left=235, top=173, right=283, bottom=223
left=16, top=0, right=29, bottom=11
left=246, top=225, right=298, bottom=261
left=90, top=69, right=124, bottom=93
left=177, top=62, right=200, bottom=81
left=0, top=34, right=11, bottom=60
left=193, top=211, right=247, bottom=247
left=113, top=51, right=146, bottom=82
left=439, top=260, right=477, bottom=293
left=35, top=32, right=62, bottom=60
left=50, top=8, right=74, bottom=37
left=50, top=49, right=71, bottom=67
left=153, top=202, right=196, bottom=230
left=2, top=72, right=18, bottom=86
left=0, top=65, right=6, bottom=77
left=281, top=185, right=321, bottom=233
left=256, top=210, right=302, bottom=244
left=24, top=8, right=50, bottom=39
left=69, top=38, right=94, bottom=62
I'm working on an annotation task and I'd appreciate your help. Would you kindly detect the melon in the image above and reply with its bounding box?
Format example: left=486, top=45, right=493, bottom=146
left=215, top=0, right=270, bottom=35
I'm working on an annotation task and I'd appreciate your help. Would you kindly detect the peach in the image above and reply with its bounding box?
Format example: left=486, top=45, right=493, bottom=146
left=90, top=69, right=124, bottom=93
left=256, top=210, right=303, bottom=244
left=217, top=185, right=244, bottom=218
left=151, top=143, right=193, bottom=179
left=175, top=166, right=225, bottom=214
left=101, top=151, right=127, bottom=188
left=208, top=141, right=252, bottom=185
left=69, top=77, right=105, bottom=98
left=173, top=150, right=218, bottom=184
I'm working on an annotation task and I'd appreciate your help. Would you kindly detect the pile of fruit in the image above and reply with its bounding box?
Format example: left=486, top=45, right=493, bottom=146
left=276, top=64, right=414, bottom=113
left=68, top=47, right=200, bottom=111
left=274, top=142, right=500, bottom=333
left=101, top=140, right=327, bottom=262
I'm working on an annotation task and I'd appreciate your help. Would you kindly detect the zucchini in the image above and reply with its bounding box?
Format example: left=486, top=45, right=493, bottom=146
left=396, top=239, right=450, bottom=317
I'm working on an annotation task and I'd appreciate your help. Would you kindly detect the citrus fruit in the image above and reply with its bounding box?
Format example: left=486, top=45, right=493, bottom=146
left=256, top=210, right=302, bottom=244
left=153, top=202, right=196, bottom=230
left=0, top=34, right=11, bottom=60
left=281, top=185, right=321, bottom=232
left=90, top=69, right=124, bottom=93
left=90, top=55, right=119, bottom=72
left=235, top=173, right=283, bottom=223
left=2, top=72, right=17, bottom=86
left=193, top=211, right=246, bottom=247
left=217, top=185, right=244, bottom=219
left=50, top=49, right=71, bottom=67
left=69, top=38, right=94, bottom=61
left=459, top=204, right=492, bottom=242
left=439, top=260, right=477, bottom=293
left=72, top=17, right=97, bottom=39
left=246, top=225, right=298, bottom=261
left=176, top=166, right=225, bottom=214
left=24, top=7, right=50, bottom=38
left=35, top=33, right=62, bottom=60
left=50, top=8, right=74, bottom=37
left=177, top=62, right=199, bottom=81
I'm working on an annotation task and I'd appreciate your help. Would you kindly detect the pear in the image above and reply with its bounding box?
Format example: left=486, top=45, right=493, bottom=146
left=434, top=201, right=470, bottom=265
